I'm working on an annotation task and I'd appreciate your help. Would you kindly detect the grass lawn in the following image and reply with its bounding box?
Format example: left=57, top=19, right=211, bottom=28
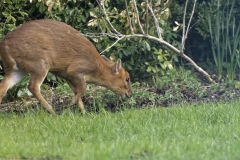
left=0, top=101, right=240, bottom=160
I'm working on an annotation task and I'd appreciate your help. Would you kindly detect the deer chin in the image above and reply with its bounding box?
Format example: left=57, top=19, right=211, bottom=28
left=121, top=92, right=132, bottom=99
left=121, top=94, right=126, bottom=99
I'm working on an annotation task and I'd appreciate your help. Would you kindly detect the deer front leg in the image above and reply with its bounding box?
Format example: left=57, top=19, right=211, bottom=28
left=71, top=93, right=86, bottom=114
left=66, top=75, right=87, bottom=114
left=78, top=98, right=85, bottom=114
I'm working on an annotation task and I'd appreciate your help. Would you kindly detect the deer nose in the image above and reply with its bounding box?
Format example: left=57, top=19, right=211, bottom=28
left=122, top=92, right=131, bottom=99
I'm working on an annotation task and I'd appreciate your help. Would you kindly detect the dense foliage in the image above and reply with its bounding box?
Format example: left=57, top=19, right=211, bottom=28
left=1, top=0, right=240, bottom=100
left=0, top=0, right=180, bottom=82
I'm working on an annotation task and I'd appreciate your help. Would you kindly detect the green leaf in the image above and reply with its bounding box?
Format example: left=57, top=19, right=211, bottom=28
left=154, top=48, right=162, bottom=55
left=79, top=15, right=86, bottom=22
left=68, top=9, right=75, bottom=16
left=123, top=50, right=128, bottom=56
left=28, top=6, right=36, bottom=15
left=146, top=66, right=152, bottom=72
left=144, top=41, right=151, bottom=51
left=172, top=54, right=178, bottom=62
left=3, top=0, right=11, bottom=4
left=168, top=64, right=173, bottom=70
left=152, top=67, right=157, bottom=73
left=115, top=43, right=121, bottom=47
left=39, top=2, right=46, bottom=13
left=11, top=16, right=16, bottom=22
left=88, top=2, right=94, bottom=8
left=2, top=11, right=9, bottom=17
left=41, top=84, right=50, bottom=90
left=158, top=55, right=163, bottom=62
left=6, top=16, right=12, bottom=23
left=126, top=64, right=132, bottom=70
left=18, top=11, right=28, bottom=17
left=160, top=63, right=167, bottom=69
left=163, top=61, right=173, bottom=70
left=18, top=17, right=24, bottom=20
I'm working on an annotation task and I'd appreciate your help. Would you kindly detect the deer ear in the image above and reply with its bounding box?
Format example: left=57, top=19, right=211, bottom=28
left=113, top=59, right=122, bottom=74
left=101, top=55, right=111, bottom=62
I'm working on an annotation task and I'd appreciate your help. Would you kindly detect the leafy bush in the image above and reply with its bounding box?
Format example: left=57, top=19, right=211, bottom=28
left=83, top=0, right=180, bottom=81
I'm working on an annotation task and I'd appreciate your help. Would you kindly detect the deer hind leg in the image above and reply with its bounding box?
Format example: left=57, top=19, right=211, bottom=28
left=66, top=75, right=86, bottom=114
left=28, top=71, right=55, bottom=114
left=0, top=69, right=26, bottom=103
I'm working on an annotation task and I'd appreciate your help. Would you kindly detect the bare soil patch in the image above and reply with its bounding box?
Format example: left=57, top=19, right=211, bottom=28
left=1, top=83, right=240, bottom=114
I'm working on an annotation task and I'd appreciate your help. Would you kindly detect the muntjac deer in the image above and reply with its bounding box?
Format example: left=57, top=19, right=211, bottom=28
left=0, top=19, right=132, bottom=114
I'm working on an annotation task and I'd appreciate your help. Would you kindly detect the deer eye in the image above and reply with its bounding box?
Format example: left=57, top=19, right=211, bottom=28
left=126, top=78, right=130, bottom=82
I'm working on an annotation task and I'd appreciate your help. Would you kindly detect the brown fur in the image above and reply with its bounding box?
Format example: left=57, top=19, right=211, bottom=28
left=0, top=19, right=132, bottom=114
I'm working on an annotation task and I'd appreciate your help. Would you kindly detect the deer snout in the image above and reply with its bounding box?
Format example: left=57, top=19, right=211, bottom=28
left=122, top=91, right=132, bottom=99
left=127, top=91, right=132, bottom=98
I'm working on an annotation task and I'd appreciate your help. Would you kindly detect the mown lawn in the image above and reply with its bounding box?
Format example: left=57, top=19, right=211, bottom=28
left=0, top=101, right=240, bottom=160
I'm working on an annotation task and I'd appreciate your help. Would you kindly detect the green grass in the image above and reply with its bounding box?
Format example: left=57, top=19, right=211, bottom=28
left=0, top=101, right=240, bottom=160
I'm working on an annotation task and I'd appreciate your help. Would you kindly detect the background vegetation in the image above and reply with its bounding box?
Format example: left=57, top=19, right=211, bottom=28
left=1, top=1, right=240, bottom=159
left=1, top=0, right=240, bottom=109
left=1, top=0, right=240, bottom=82
left=1, top=0, right=240, bottom=103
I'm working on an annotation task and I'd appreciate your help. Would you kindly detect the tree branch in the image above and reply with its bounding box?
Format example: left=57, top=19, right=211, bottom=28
left=147, top=4, right=162, bottom=39
left=124, top=0, right=134, bottom=34
left=181, top=0, right=197, bottom=53
left=182, top=0, right=188, bottom=52
left=145, top=0, right=149, bottom=35
left=185, top=0, right=197, bottom=38
left=132, top=0, right=145, bottom=34
left=96, top=0, right=121, bottom=35
left=99, top=36, right=125, bottom=54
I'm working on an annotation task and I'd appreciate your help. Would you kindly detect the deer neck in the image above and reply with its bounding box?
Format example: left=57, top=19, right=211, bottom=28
left=84, top=59, right=114, bottom=87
